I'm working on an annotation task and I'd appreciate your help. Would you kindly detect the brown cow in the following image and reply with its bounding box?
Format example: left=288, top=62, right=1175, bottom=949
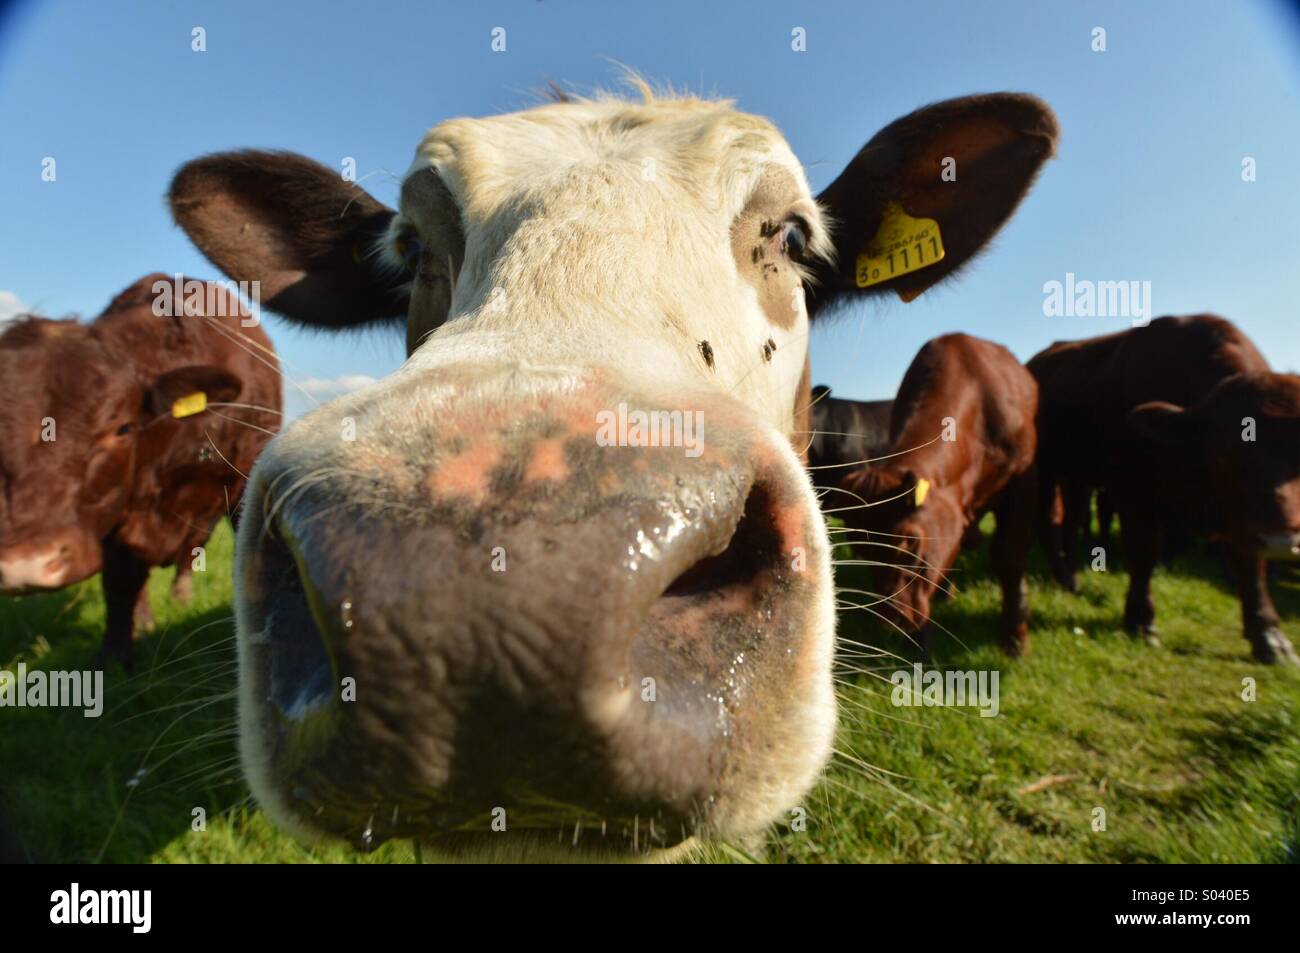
left=1029, top=314, right=1269, bottom=592
left=839, top=334, right=1038, bottom=655
left=1127, top=374, right=1300, bottom=665
left=0, top=274, right=281, bottom=668
left=1029, top=314, right=1298, bottom=665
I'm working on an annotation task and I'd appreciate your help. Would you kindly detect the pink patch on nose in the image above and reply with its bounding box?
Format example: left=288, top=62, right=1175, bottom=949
left=771, top=499, right=808, bottom=561
left=524, top=438, right=569, bottom=483
left=427, top=441, right=502, bottom=504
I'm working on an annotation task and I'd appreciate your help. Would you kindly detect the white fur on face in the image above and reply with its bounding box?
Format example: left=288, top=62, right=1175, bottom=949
left=382, top=93, right=833, bottom=435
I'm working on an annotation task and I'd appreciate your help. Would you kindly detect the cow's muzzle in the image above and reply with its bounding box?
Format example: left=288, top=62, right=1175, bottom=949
left=233, top=376, right=833, bottom=858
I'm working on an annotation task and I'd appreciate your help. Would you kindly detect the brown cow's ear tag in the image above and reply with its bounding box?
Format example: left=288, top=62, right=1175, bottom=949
left=914, top=477, right=931, bottom=507
left=171, top=391, right=208, bottom=418
left=855, top=203, right=946, bottom=293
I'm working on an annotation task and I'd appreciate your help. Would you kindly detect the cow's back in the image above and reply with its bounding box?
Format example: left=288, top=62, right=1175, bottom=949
left=808, top=393, right=893, bottom=488
left=1029, top=314, right=1269, bottom=481
left=888, top=333, right=1038, bottom=501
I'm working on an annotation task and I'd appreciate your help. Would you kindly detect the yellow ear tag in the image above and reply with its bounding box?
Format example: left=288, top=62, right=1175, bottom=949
left=855, top=203, right=946, bottom=290
left=914, top=477, right=931, bottom=507
left=171, top=391, right=208, bottom=419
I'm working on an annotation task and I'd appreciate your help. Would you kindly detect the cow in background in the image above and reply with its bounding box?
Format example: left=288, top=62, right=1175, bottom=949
left=1125, top=373, right=1300, bottom=664
left=0, top=274, right=281, bottom=668
left=805, top=384, right=893, bottom=492
left=839, top=334, right=1039, bottom=655
left=1029, top=315, right=1298, bottom=664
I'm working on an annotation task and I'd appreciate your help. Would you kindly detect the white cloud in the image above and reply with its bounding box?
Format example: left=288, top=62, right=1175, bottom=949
left=296, top=374, right=379, bottom=396
left=0, top=291, right=27, bottom=326
left=283, top=373, right=380, bottom=423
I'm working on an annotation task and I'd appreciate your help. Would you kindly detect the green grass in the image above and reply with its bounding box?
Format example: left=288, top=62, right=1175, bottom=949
left=2, top=519, right=1297, bottom=863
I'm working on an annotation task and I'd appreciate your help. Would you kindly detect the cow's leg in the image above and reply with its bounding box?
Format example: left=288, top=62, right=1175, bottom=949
left=1040, top=477, right=1083, bottom=593
left=1056, top=480, right=1089, bottom=593
left=1039, top=478, right=1069, bottom=591
left=100, top=539, right=151, bottom=671
left=909, top=616, right=930, bottom=660
left=133, top=586, right=155, bottom=633
left=1121, top=508, right=1162, bottom=645
left=1094, top=489, right=1115, bottom=557
left=991, top=469, right=1035, bottom=656
left=170, top=526, right=211, bottom=604
left=171, top=563, right=194, bottom=604
left=1233, top=546, right=1299, bottom=666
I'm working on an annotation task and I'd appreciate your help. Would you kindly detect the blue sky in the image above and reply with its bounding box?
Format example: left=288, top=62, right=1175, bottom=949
left=2, top=0, right=1299, bottom=418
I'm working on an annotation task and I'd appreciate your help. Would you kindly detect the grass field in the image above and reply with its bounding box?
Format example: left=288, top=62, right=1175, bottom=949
left=2, top=519, right=1297, bottom=863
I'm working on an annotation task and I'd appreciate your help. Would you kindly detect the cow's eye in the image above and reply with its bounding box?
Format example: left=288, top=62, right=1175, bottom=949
left=782, top=219, right=810, bottom=261
left=397, top=235, right=423, bottom=274
left=115, top=423, right=134, bottom=437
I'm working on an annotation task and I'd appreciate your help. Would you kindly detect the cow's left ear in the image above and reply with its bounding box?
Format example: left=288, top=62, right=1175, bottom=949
left=145, top=365, right=243, bottom=420
left=1127, top=401, right=1199, bottom=448
left=170, top=150, right=407, bottom=329
left=806, top=93, right=1058, bottom=316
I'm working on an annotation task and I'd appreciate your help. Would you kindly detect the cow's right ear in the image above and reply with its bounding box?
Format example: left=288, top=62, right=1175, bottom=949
left=1127, top=401, right=1200, bottom=448
left=806, top=94, right=1058, bottom=317
left=169, top=150, right=409, bottom=329
left=144, top=365, right=244, bottom=420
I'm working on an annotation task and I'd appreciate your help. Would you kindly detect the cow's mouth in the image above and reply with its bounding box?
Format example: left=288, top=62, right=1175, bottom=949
left=235, top=449, right=827, bottom=859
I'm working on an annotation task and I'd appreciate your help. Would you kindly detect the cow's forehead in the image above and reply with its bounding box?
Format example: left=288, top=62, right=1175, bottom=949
left=401, top=97, right=813, bottom=224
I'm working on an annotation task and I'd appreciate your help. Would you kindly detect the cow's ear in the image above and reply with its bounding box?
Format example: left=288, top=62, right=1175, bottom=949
left=169, top=150, right=408, bottom=329
left=145, top=365, right=243, bottom=420
left=806, top=93, right=1058, bottom=317
left=1128, top=401, right=1199, bottom=448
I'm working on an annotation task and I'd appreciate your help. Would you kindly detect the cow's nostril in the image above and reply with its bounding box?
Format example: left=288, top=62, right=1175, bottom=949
left=661, top=482, right=781, bottom=600
left=258, top=515, right=335, bottom=720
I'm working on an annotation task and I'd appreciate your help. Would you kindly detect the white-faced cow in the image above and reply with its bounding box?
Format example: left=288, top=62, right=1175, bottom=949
left=169, top=82, right=1056, bottom=860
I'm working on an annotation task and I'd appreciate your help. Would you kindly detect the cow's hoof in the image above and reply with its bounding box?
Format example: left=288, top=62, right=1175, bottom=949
left=171, top=575, right=194, bottom=605
left=1051, top=570, right=1078, bottom=593
left=94, top=647, right=136, bottom=674
left=1125, top=622, right=1161, bottom=647
left=1001, top=624, right=1029, bottom=658
left=1250, top=628, right=1299, bottom=666
left=907, top=626, right=934, bottom=662
left=1001, top=638, right=1028, bottom=658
